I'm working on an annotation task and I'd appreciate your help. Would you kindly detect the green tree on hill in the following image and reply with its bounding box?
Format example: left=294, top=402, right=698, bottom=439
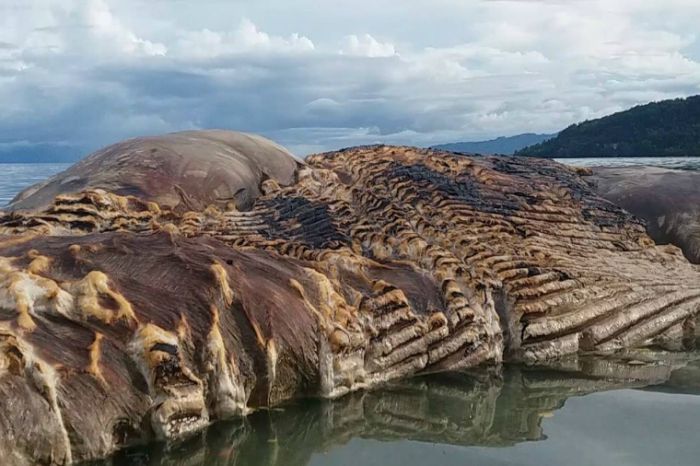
left=517, top=95, right=700, bottom=158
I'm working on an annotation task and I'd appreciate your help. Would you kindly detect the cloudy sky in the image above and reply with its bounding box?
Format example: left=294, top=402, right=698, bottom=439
left=2, top=0, right=700, bottom=157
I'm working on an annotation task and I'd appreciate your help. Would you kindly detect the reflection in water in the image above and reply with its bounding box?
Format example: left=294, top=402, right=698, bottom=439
left=91, top=346, right=700, bottom=466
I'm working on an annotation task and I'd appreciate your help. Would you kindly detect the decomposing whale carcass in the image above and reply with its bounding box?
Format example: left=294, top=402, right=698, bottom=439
left=0, top=131, right=699, bottom=464
left=590, top=165, right=700, bottom=264
left=8, top=130, right=301, bottom=213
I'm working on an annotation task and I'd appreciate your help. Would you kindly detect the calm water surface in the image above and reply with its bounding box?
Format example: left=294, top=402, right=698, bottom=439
left=0, top=163, right=69, bottom=206
left=93, top=352, right=700, bottom=466
left=556, top=156, right=700, bottom=170
left=2, top=160, right=700, bottom=465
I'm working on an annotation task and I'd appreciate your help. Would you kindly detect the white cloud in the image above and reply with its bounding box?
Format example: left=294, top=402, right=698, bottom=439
left=0, top=0, right=699, bottom=156
left=18, top=0, right=168, bottom=58
left=341, top=34, right=397, bottom=57
left=174, top=19, right=315, bottom=59
left=78, top=0, right=167, bottom=56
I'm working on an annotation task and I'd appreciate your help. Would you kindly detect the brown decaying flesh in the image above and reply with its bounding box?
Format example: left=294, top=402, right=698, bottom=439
left=590, top=165, right=700, bottom=264
left=0, top=143, right=699, bottom=464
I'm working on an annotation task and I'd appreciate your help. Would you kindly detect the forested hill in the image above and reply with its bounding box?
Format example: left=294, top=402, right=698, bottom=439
left=516, top=95, right=700, bottom=158
left=432, top=133, right=555, bottom=155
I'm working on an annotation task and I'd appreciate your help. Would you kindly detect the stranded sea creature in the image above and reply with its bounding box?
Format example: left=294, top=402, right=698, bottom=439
left=0, top=131, right=698, bottom=464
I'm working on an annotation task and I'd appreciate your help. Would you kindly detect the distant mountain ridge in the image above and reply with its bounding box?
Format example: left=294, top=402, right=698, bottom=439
left=432, top=133, right=556, bottom=155
left=517, top=95, right=700, bottom=158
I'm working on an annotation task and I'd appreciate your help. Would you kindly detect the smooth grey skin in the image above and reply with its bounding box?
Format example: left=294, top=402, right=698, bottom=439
left=590, top=166, right=700, bottom=264
left=8, top=130, right=303, bottom=213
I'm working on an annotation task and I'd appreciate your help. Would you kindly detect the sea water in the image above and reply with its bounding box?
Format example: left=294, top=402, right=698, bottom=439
left=0, top=163, right=69, bottom=207
left=97, top=356, right=700, bottom=466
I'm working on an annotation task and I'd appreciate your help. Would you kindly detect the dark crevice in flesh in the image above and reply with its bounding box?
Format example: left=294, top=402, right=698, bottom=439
left=492, top=286, right=520, bottom=354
